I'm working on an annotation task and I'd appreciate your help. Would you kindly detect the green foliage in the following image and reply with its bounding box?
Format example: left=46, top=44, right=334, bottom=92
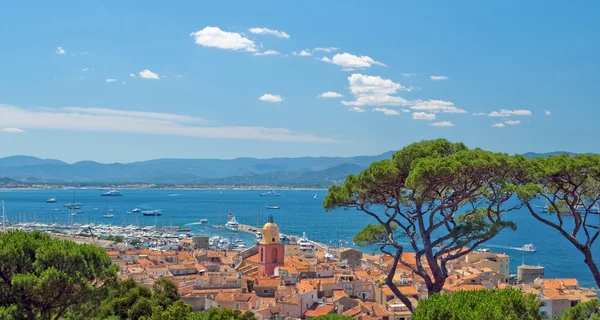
left=411, top=288, right=542, bottom=320
left=324, top=139, right=521, bottom=310
left=107, top=235, right=125, bottom=243
left=130, top=239, right=142, bottom=246
left=353, top=223, right=397, bottom=246
left=560, top=299, right=600, bottom=320
left=0, top=230, right=118, bottom=320
left=186, top=308, right=256, bottom=320
left=93, top=278, right=193, bottom=320
left=313, top=315, right=356, bottom=320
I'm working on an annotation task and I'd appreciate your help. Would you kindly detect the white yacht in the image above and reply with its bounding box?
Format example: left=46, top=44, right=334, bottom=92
left=200, top=218, right=209, bottom=224
left=520, top=243, right=536, bottom=252
left=298, top=232, right=313, bottom=251
left=225, top=215, right=239, bottom=232
left=46, top=198, right=57, bottom=203
left=102, top=213, right=114, bottom=218
left=132, top=208, right=142, bottom=213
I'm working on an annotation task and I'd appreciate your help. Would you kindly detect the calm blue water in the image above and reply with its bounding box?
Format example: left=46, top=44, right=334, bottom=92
left=0, top=189, right=598, bottom=288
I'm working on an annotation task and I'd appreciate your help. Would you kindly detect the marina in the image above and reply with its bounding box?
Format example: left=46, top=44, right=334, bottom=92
left=0, top=188, right=596, bottom=288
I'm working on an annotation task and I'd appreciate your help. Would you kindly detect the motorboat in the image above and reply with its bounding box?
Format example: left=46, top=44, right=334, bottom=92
left=53, top=208, right=60, bottom=211
left=225, top=214, right=239, bottom=232
left=298, top=232, right=314, bottom=251
left=266, top=205, right=280, bottom=209
left=200, top=218, right=208, bottom=224
left=520, top=243, right=536, bottom=252
left=102, top=213, right=114, bottom=218
left=132, top=208, right=142, bottom=213
left=93, top=208, right=99, bottom=211
left=101, top=189, right=123, bottom=197
left=46, top=198, right=57, bottom=203
left=142, top=210, right=162, bottom=216
left=260, top=191, right=281, bottom=197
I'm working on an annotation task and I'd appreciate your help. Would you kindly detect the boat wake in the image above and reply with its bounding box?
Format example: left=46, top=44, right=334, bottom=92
left=487, top=244, right=536, bottom=252
left=184, top=222, right=205, bottom=226
left=168, top=194, right=180, bottom=197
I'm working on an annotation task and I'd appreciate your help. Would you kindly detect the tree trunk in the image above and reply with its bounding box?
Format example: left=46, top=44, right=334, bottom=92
left=386, top=249, right=414, bottom=312
left=583, top=248, right=600, bottom=289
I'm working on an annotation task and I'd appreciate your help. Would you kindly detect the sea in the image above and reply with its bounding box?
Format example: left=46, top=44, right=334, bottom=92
left=0, top=188, right=598, bottom=288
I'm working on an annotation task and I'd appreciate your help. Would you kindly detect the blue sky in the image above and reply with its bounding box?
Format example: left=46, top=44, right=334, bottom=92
left=0, top=1, right=599, bottom=163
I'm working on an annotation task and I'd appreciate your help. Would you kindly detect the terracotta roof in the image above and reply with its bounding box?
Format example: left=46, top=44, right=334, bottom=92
left=245, top=253, right=260, bottom=263
left=383, top=285, right=419, bottom=296
left=207, top=251, right=220, bottom=258
left=543, top=279, right=578, bottom=289
left=446, top=284, right=487, bottom=292
left=342, top=305, right=362, bottom=317
left=280, top=294, right=301, bottom=305
left=162, top=251, right=177, bottom=256
left=333, top=290, right=350, bottom=299
left=296, top=282, right=314, bottom=294
left=305, top=304, right=335, bottom=317
left=256, top=278, right=280, bottom=287
left=107, top=251, right=120, bottom=256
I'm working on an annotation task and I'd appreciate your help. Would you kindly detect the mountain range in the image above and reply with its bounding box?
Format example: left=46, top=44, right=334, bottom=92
left=0, top=153, right=395, bottom=187
left=0, top=151, right=582, bottom=187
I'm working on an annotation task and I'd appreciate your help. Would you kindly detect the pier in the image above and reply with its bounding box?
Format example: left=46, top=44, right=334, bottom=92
left=237, top=222, right=332, bottom=252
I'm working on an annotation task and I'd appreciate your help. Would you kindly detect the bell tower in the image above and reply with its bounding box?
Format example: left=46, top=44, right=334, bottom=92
left=257, top=215, right=285, bottom=276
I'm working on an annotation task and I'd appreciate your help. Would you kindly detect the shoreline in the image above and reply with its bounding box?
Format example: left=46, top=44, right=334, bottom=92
left=0, top=186, right=329, bottom=191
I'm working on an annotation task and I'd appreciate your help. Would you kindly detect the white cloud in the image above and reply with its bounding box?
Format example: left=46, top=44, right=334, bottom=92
left=373, top=108, right=400, bottom=116
left=472, top=112, right=485, bottom=116
left=545, top=110, right=551, bottom=116
left=402, top=73, right=417, bottom=77
left=190, top=26, right=257, bottom=52
left=318, top=92, right=343, bottom=98
left=105, top=78, right=117, bottom=83
left=321, top=53, right=385, bottom=70
left=248, top=27, right=290, bottom=39
left=314, top=47, right=338, bottom=53
left=175, top=75, right=183, bottom=79
left=341, top=74, right=411, bottom=107
left=492, top=123, right=505, bottom=128
left=129, top=73, right=135, bottom=77
left=430, top=76, right=448, bottom=81
left=2, top=128, right=24, bottom=133
left=82, top=68, right=89, bottom=72
left=488, top=109, right=532, bottom=117
left=253, top=50, right=280, bottom=56
left=259, top=94, right=283, bottom=103
left=410, top=100, right=466, bottom=113
left=292, top=50, right=312, bottom=57
left=0, top=104, right=340, bottom=143
left=56, top=47, right=65, bottom=55
left=412, top=112, right=436, bottom=120
left=349, top=107, right=365, bottom=113
left=505, top=120, right=521, bottom=125
left=402, top=109, right=410, bottom=113
left=139, top=69, right=160, bottom=80
left=431, top=121, right=454, bottom=127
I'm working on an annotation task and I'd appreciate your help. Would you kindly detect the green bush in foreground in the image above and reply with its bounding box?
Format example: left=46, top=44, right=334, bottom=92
left=411, top=288, right=542, bottom=320
left=559, top=299, right=600, bottom=320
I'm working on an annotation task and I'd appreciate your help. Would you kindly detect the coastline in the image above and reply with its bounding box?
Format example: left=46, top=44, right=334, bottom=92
left=0, top=186, right=330, bottom=191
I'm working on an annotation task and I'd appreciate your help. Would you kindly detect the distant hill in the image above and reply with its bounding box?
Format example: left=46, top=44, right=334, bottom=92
left=0, top=156, right=66, bottom=167
left=0, top=150, right=589, bottom=186
left=0, top=152, right=395, bottom=185
left=523, top=151, right=580, bottom=158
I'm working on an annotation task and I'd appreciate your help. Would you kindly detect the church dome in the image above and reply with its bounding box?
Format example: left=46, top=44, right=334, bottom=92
left=261, top=215, right=280, bottom=245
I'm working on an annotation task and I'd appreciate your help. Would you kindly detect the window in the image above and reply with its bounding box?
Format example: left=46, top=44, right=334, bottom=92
left=571, top=301, right=578, bottom=307
left=264, top=289, right=269, bottom=293
left=260, top=248, right=263, bottom=262
left=235, top=303, right=239, bottom=310
left=272, top=248, right=278, bottom=263
left=539, top=302, right=546, bottom=307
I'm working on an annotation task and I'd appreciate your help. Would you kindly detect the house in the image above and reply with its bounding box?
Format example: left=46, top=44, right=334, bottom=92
left=254, top=278, right=281, bottom=298
left=212, top=290, right=260, bottom=312
left=305, top=304, right=336, bottom=319
left=279, top=294, right=303, bottom=319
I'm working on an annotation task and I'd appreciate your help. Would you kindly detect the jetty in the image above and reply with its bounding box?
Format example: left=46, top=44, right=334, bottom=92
left=237, top=222, right=332, bottom=251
